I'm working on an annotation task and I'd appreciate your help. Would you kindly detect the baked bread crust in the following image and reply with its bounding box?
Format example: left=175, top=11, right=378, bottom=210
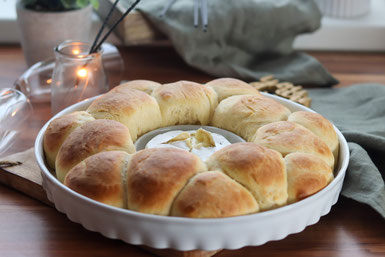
left=206, top=78, right=262, bottom=101
left=87, top=88, right=162, bottom=141
left=55, top=119, right=135, bottom=182
left=111, top=80, right=161, bottom=95
left=285, top=152, right=333, bottom=203
left=43, top=111, right=94, bottom=169
left=252, top=121, right=335, bottom=169
left=126, top=147, right=207, bottom=215
left=152, top=81, right=218, bottom=127
left=64, top=151, right=129, bottom=208
left=288, top=111, right=339, bottom=162
left=212, top=95, right=291, bottom=141
left=171, top=171, right=259, bottom=218
left=207, top=142, right=287, bottom=210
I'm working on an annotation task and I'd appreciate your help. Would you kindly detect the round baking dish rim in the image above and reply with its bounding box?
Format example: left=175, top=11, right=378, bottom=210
left=35, top=93, right=349, bottom=250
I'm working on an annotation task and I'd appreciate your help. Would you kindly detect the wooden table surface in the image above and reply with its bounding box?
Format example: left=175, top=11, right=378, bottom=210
left=0, top=45, right=384, bottom=257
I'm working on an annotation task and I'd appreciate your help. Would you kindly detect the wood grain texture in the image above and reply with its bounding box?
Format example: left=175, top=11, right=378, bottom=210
left=0, top=149, right=218, bottom=257
left=0, top=46, right=384, bottom=257
left=310, top=51, right=385, bottom=88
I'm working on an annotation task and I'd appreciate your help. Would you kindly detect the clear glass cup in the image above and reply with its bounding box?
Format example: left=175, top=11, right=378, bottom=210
left=51, top=41, right=109, bottom=115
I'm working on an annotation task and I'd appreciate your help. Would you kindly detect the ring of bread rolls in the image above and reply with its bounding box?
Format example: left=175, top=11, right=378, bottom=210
left=43, top=78, right=339, bottom=218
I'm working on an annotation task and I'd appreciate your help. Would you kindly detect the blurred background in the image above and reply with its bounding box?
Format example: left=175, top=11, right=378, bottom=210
left=0, top=0, right=384, bottom=52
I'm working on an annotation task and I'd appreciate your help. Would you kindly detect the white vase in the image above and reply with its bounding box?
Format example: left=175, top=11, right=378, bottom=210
left=16, top=1, right=93, bottom=66
left=315, top=0, right=372, bottom=19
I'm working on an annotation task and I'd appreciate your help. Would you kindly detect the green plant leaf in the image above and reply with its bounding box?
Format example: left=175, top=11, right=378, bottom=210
left=20, top=0, right=98, bottom=11
left=76, top=0, right=89, bottom=8
left=90, top=0, right=99, bottom=9
left=62, top=0, right=77, bottom=9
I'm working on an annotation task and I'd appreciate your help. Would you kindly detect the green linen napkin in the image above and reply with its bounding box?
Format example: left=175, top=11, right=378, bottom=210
left=309, top=84, right=385, bottom=218
left=122, top=0, right=338, bottom=86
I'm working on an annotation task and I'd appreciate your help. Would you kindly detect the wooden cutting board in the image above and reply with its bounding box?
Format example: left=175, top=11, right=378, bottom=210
left=0, top=148, right=221, bottom=257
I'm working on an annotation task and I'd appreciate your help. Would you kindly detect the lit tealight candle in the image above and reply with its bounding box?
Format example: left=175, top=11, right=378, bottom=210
left=77, top=68, right=88, bottom=78
left=72, top=49, right=80, bottom=55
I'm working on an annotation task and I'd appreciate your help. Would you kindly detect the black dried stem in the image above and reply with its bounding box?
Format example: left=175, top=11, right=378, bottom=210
left=91, top=0, right=141, bottom=54
left=89, top=0, right=121, bottom=54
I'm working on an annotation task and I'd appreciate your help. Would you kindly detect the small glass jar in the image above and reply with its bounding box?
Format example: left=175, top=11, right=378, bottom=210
left=51, top=41, right=108, bottom=115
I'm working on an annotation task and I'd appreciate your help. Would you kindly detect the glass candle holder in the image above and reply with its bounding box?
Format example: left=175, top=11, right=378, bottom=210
left=14, top=43, right=123, bottom=104
left=51, top=41, right=108, bottom=115
left=0, top=88, right=33, bottom=157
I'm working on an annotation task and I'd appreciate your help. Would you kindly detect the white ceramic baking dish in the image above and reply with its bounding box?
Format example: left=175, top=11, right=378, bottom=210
left=35, top=93, right=349, bottom=251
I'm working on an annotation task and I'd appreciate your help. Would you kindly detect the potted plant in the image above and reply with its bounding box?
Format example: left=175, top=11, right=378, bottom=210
left=16, top=0, right=99, bottom=66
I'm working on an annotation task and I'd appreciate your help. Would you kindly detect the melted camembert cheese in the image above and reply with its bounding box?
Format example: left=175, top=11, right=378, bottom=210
left=145, top=128, right=231, bottom=161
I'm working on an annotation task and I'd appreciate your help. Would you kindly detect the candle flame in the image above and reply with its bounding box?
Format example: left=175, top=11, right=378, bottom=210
left=73, top=49, right=80, bottom=55
left=77, top=68, right=88, bottom=78
left=46, top=78, right=52, bottom=84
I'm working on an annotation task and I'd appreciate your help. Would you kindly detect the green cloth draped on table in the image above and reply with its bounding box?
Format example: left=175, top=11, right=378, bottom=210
left=309, top=84, right=385, bottom=218
left=122, top=0, right=338, bottom=86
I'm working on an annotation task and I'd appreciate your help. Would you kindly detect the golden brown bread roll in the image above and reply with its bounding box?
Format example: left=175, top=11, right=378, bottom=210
left=87, top=88, right=162, bottom=141
left=43, top=111, right=95, bottom=169
left=206, top=142, right=287, bottom=210
left=43, top=78, right=340, bottom=219
left=64, top=151, right=130, bottom=208
left=252, top=121, right=335, bottom=169
left=206, top=78, right=262, bottom=101
left=171, top=171, right=259, bottom=218
left=151, top=81, right=218, bottom=127
left=288, top=111, right=339, bottom=162
left=212, top=95, right=291, bottom=141
left=285, top=152, right=333, bottom=203
left=111, top=80, right=161, bottom=95
left=55, top=119, right=135, bottom=182
left=125, top=147, right=207, bottom=215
